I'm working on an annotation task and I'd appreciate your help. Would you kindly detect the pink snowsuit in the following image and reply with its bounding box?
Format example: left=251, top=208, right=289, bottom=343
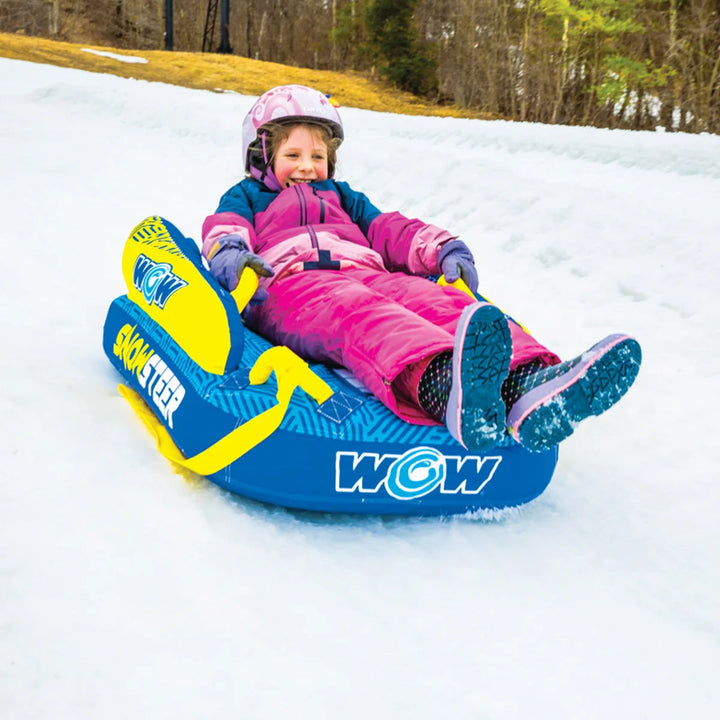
left=203, top=178, right=559, bottom=423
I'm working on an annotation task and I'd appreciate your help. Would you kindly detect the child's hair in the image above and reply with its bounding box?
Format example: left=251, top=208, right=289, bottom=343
left=265, top=122, right=341, bottom=177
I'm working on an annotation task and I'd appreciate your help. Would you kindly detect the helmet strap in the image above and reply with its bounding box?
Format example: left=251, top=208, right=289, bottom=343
left=250, top=165, right=284, bottom=192
left=260, top=131, right=269, bottom=165
left=247, top=130, right=285, bottom=191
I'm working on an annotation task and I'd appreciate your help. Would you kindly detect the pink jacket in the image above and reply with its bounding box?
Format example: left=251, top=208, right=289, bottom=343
left=202, top=179, right=456, bottom=286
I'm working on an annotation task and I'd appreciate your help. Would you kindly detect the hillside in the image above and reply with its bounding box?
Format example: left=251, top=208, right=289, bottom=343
left=0, top=32, right=486, bottom=119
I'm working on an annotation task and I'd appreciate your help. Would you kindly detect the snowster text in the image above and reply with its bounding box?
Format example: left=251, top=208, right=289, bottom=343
left=113, top=323, right=185, bottom=428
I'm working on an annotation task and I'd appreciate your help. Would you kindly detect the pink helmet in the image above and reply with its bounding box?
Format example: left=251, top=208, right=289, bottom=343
left=242, top=85, right=344, bottom=189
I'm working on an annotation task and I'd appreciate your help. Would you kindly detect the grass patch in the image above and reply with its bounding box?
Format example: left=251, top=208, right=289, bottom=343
left=0, top=32, right=489, bottom=120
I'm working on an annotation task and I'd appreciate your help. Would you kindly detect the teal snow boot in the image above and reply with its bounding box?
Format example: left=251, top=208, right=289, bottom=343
left=443, top=303, right=512, bottom=450
left=504, top=334, right=642, bottom=452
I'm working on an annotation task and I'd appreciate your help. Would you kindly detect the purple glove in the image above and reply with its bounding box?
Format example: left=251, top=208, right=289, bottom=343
left=438, top=240, right=478, bottom=293
left=208, top=234, right=274, bottom=293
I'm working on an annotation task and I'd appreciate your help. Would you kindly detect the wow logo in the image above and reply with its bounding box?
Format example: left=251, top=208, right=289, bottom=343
left=133, top=254, right=187, bottom=309
left=336, top=446, right=501, bottom=500
left=385, top=447, right=446, bottom=499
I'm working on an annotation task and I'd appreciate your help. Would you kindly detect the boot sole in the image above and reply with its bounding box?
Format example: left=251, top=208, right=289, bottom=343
left=507, top=334, right=642, bottom=452
left=445, top=303, right=512, bottom=450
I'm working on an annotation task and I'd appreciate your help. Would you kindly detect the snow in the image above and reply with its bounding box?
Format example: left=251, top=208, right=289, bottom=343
left=80, top=48, right=149, bottom=64
left=1, top=57, right=719, bottom=718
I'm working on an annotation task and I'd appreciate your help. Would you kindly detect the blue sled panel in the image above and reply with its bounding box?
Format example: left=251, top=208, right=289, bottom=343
left=104, top=293, right=557, bottom=516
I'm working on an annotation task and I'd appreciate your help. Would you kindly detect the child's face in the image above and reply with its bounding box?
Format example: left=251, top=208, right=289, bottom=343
left=273, top=126, right=329, bottom=188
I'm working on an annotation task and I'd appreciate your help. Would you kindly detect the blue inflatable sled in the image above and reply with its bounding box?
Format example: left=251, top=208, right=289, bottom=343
left=102, top=217, right=558, bottom=515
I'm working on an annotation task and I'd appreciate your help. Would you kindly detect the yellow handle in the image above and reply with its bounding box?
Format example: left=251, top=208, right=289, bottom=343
left=438, top=274, right=532, bottom=333
left=230, top=266, right=260, bottom=313
left=437, top=274, right=476, bottom=299
left=120, top=345, right=333, bottom=476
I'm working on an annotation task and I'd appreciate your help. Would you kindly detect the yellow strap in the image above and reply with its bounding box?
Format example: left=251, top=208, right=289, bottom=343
left=119, top=345, right=333, bottom=476
left=438, top=274, right=530, bottom=333
left=230, top=266, right=259, bottom=314
left=437, top=274, right=475, bottom=299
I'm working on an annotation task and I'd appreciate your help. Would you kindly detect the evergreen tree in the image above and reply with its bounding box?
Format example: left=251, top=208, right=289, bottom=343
left=365, top=0, right=438, bottom=96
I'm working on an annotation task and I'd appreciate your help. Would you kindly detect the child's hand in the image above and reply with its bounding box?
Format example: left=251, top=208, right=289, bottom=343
left=208, top=234, right=274, bottom=292
left=235, top=248, right=274, bottom=279
left=438, top=240, right=478, bottom=293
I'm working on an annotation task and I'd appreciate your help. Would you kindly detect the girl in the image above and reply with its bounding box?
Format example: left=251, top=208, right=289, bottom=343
left=203, top=85, right=641, bottom=452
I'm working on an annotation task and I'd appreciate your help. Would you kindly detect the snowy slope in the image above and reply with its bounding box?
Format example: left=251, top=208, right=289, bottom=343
left=1, top=57, right=719, bottom=719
